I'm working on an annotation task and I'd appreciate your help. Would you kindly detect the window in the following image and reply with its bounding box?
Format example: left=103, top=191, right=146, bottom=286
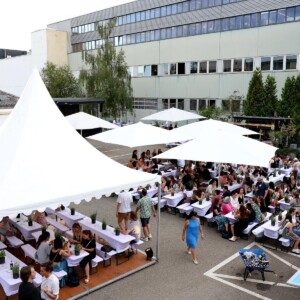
left=273, top=56, right=283, bottom=70
left=202, top=22, right=208, bottom=34
left=161, top=6, right=167, bottom=17
left=277, top=9, right=286, bottom=24
left=178, top=63, right=185, bottom=74
left=126, top=14, right=131, bottom=24
left=131, top=13, right=136, bottom=23
left=166, top=28, right=172, bottom=39
left=154, top=30, right=160, bottom=40
left=136, top=12, right=141, bottom=22
left=155, top=8, right=160, bottom=18
left=162, top=99, right=168, bottom=109
left=150, top=9, right=155, bottom=19
left=151, top=65, right=158, bottom=76
left=167, top=5, right=172, bottom=15
left=243, top=15, right=251, bottom=28
left=199, top=99, right=206, bottom=110
left=244, top=58, right=253, bottom=71
left=171, top=27, right=177, bottom=38
left=140, top=32, right=145, bottom=43
left=162, top=64, right=168, bottom=75
left=170, top=63, right=177, bottom=75
left=183, top=1, right=189, bottom=12
left=177, top=2, right=183, bottom=13
left=191, top=62, right=198, bottom=73
left=196, top=0, right=202, bottom=9
left=296, top=6, right=300, bottom=21
left=200, top=61, right=207, bottom=73
left=150, top=31, right=155, bottom=41
left=161, top=29, right=166, bottom=40
left=229, top=17, right=236, bottom=30
left=178, top=99, right=184, bottom=109
left=190, top=99, right=197, bottom=111
left=209, top=61, right=217, bottom=73
left=287, top=7, right=295, bottom=22
left=261, top=12, right=269, bottom=26
left=215, top=20, right=221, bottom=32
left=170, top=99, right=176, bottom=108
left=171, top=4, right=177, bottom=14
left=236, top=16, right=243, bottom=29
left=189, top=24, right=196, bottom=36
left=261, top=57, right=271, bottom=71
left=145, top=31, right=151, bottom=42
left=128, top=67, right=134, bottom=77
left=202, top=0, right=208, bottom=8
left=223, top=60, right=231, bottom=72
left=208, top=0, right=215, bottom=7
left=183, top=25, right=189, bottom=36
left=251, top=13, right=259, bottom=27
left=145, top=10, right=151, bottom=20
left=222, top=18, right=230, bottom=31
left=136, top=33, right=141, bottom=43
left=233, top=59, right=242, bottom=72
left=144, top=65, right=151, bottom=76
left=190, top=0, right=196, bottom=11
left=140, top=11, right=146, bottom=21
left=209, top=100, right=216, bottom=107
left=208, top=21, right=214, bottom=33
left=269, top=11, right=277, bottom=24
left=286, top=55, right=297, bottom=70
left=133, top=99, right=158, bottom=110
left=137, top=66, right=144, bottom=76
left=177, top=26, right=183, bottom=37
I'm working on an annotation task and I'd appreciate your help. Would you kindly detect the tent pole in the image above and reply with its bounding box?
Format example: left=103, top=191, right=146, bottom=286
left=156, top=182, right=161, bottom=262
left=218, top=163, right=221, bottom=187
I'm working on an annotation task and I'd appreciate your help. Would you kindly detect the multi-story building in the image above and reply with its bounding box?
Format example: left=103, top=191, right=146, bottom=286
left=0, top=49, right=27, bottom=60
left=1, top=0, right=300, bottom=121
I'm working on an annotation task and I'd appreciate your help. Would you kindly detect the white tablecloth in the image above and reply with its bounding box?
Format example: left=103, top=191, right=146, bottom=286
left=224, top=211, right=238, bottom=224
left=262, top=210, right=287, bottom=239
left=160, top=170, right=177, bottom=177
left=163, top=192, right=184, bottom=207
left=227, top=183, right=242, bottom=192
left=191, top=200, right=212, bottom=217
left=177, top=203, right=194, bottom=215
left=278, top=199, right=291, bottom=211
left=11, top=218, right=42, bottom=241
left=0, top=250, right=42, bottom=296
left=52, top=208, right=85, bottom=229
left=79, top=218, right=135, bottom=253
left=264, top=173, right=285, bottom=184
left=66, top=246, right=89, bottom=267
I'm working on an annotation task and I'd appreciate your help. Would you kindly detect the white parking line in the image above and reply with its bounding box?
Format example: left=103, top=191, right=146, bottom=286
left=204, top=242, right=300, bottom=300
left=102, top=149, right=122, bottom=153
left=109, top=153, right=131, bottom=159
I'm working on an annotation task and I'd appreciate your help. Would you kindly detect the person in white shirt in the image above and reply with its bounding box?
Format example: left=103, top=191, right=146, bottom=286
left=116, top=191, right=133, bottom=231
left=230, top=192, right=240, bottom=210
left=40, top=263, right=59, bottom=300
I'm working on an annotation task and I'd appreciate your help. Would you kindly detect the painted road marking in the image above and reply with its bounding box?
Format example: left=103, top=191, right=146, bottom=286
left=204, top=242, right=300, bottom=300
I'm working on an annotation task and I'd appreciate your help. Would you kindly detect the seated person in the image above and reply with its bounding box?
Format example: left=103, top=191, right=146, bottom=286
left=249, top=198, right=263, bottom=223
left=213, top=198, right=229, bottom=233
left=222, top=186, right=231, bottom=198
left=229, top=205, right=250, bottom=242
left=206, top=179, right=217, bottom=195
left=230, top=191, right=240, bottom=210
left=243, top=172, right=254, bottom=193
left=32, top=210, right=48, bottom=228
left=36, top=231, right=52, bottom=264
left=211, top=190, right=222, bottom=207
left=246, top=203, right=256, bottom=224
left=221, top=197, right=233, bottom=215
left=282, top=211, right=300, bottom=254
left=219, top=172, right=228, bottom=186
left=0, top=216, right=18, bottom=241
left=69, top=223, right=82, bottom=244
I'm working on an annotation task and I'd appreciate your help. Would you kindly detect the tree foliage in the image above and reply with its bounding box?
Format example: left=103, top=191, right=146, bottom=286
left=79, top=19, right=134, bottom=119
left=264, top=75, right=278, bottom=117
left=243, top=68, right=265, bottom=116
left=199, top=106, right=225, bottom=120
left=41, top=62, right=83, bottom=98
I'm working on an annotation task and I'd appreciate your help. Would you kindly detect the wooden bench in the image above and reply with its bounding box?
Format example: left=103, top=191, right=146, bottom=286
left=7, top=236, right=24, bottom=248
left=90, top=255, right=103, bottom=274
left=130, top=240, right=144, bottom=253
left=46, top=217, right=69, bottom=233
left=242, top=222, right=259, bottom=239
left=0, top=241, right=7, bottom=250
left=278, top=237, right=291, bottom=251
left=53, top=270, right=67, bottom=280
left=21, top=244, right=37, bottom=263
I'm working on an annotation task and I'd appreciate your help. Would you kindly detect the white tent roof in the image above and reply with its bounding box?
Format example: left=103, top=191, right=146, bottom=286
left=172, top=119, right=258, bottom=139
left=141, top=107, right=205, bottom=122
left=88, top=121, right=187, bottom=148
left=154, top=131, right=277, bottom=168
left=65, top=111, right=118, bottom=130
left=0, top=70, right=160, bottom=218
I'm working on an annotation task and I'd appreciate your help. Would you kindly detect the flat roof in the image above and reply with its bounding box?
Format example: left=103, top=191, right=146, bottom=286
left=54, top=98, right=104, bottom=104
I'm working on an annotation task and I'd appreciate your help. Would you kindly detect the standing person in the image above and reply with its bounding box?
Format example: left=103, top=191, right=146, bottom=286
left=40, top=263, right=59, bottom=300
left=116, top=190, right=133, bottom=231
left=19, top=266, right=41, bottom=300
left=182, top=211, right=204, bottom=265
left=136, top=189, right=156, bottom=241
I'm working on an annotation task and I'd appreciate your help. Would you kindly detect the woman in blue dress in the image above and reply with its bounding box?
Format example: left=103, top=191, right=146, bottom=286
left=182, top=211, right=204, bottom=265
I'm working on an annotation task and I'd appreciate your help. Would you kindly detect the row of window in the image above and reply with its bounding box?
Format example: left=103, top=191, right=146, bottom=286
left=72, top=6, right=300, bottom=52
left=116, top=0, right=244, bottom=26
left=128, top=55, right=298, bottom=77
left=133, top=98, right=158, bottom=110
left=71, top=0, right=244, bottom=34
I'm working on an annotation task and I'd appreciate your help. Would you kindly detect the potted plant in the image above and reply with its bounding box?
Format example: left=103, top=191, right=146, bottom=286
left=198, top=199, right=203, bottom=205
left=12, top=263, right=19, bottom=279
left=102, top=219, right=107, bottom=230
left=115, top=226, right=121, bottom=236
left=0, top=250, right=5, bottom=264
left=271, top=217, right=276, bottom=226
left=42, top=225, right=47, bottom=233
left=145, top=184, right=151, bottom=190
left=74, top=243, right=80, bottom=256
left=55, top=231, right=62, bottom=240
left=284, top=195, right=290, bottom=203
left=90, top=212, right=97, bottom=224
left=70, top=207, right=75, bottom=215
left=170, top=189, right=175, bottom=197
left=278, top=212, right=283, bottom=221
left=28, top=215, right=33, bottom=226
left=205, top=193, right=210, bottom=201
left=60, top=204, right=65, bottom=210
left=266, top=175, right=269, bottom=181
left=278, top=170, right=281, bottom=175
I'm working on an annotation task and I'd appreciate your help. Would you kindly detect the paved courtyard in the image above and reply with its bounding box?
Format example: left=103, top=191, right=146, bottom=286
left=72, top=139, right=299, bottom=300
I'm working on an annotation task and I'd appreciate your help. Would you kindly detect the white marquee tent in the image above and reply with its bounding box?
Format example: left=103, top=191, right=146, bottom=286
left=141, top=107, right=205, bottom=122
left=0, top=70, right=160, bottom=219
left=65, top=111, right=118, bottom=130
left=154, top=130, right=277, bottom=168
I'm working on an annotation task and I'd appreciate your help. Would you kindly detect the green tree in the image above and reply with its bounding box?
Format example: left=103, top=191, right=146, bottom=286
left=79, top=19, right=133, bottom=119
left=278, top=76, right=296, bottom=117
left=263, top=75, right=278, bottom=117
left=244, top=68, right=265, bottom=116
left=41, top=62, right=83, bottom=98
left=199, top=106, right=225, bottom=120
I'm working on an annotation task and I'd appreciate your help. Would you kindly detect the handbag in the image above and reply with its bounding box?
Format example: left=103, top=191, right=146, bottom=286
left=49, top=249, right=60, bottom=264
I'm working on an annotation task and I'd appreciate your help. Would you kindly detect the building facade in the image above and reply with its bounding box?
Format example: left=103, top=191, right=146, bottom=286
left=1, top=0, right=300, bottom=121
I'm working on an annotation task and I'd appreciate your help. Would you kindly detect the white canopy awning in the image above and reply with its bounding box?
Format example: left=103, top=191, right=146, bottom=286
left=141, top=107, right=205, bottom=122
left=65, top=111, right=118, bottom=130
left=0, top=70, right=160, bottom=218
left=172, top=119, right=258, bottom=139
left=88, top=121, right=187, bottom=148
left=154, top=131, right=277, bottom=168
